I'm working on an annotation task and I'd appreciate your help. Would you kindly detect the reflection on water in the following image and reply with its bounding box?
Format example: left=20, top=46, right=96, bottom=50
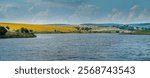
left=0, top=33, right=150, bottom=61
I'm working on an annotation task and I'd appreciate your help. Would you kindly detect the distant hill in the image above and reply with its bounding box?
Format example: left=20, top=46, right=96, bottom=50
left=129, top=23, right=150, bottom=26
left=46, top=24, right=69, bottom=26
left=80, top=23, right=124, bottom=27
left=0, top=22, right=78, bottom=33
left=80, top=23, right=150, bottom=28
left=128, top=23, right=150, bottom=28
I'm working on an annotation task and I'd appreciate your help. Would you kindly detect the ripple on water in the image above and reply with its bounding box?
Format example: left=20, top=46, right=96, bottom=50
left=0, top=33, right=150, bottom=61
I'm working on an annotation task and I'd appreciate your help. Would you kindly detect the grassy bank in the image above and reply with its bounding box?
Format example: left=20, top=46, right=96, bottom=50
left=0, top=31, right=36, bottom=38
left=129, top=30, right=150, bottom=35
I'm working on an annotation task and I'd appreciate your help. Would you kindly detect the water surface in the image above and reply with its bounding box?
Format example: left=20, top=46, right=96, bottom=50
left=0, top=33, right=150, bottom=61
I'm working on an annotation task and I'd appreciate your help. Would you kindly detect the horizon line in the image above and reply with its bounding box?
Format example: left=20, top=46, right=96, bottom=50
left=0, top=21, right=150, bottom=25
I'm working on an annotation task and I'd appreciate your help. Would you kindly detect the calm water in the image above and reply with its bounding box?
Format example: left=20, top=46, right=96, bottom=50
left=0, top=33, right=150, bottom=61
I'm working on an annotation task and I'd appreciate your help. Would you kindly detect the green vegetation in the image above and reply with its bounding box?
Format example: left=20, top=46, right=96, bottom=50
left=0, top=26, right=36, bottom=38
left=74, top=27, right=93, bottom=33
left=0, top=26, right=7, bottom=35
left=1, top=22, right=150, bottom=35
left=73, top=26, right=131, bottom=33
left=0, top=22, right=78, bottom=33
left=129, top=30, right=150, bottom=35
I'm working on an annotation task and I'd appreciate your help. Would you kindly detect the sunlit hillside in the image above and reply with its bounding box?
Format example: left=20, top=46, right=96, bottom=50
left=0, top=22, right=78, bottom=33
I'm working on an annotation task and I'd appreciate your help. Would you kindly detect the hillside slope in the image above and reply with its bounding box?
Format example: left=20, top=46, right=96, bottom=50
left=0, top=22, right=78, bottom=33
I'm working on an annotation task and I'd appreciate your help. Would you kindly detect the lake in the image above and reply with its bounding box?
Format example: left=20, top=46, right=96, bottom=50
left=0, top=33, right=150, bottom=61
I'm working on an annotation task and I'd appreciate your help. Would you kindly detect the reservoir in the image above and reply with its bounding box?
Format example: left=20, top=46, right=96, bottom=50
left=0, top=33, right=150, bottom=61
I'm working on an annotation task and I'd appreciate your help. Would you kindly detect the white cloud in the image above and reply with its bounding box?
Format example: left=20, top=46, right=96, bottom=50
left=26, top=0, right=84, bottom=9
left=28, top=6, right=34, bottom=12
left=137, top=9, right=150, bottom=21
left=70, top=4, right=100, bottom=22
left=29, top=10, right=50, bottom=23
left=0, top=4, right=17, bottom=12
left=138, top=9, right=147, bottom=19
left=112, top=8, right=118, bottom=12
left=34, top=11, right=49, bottom=17
left=128, top=5, right=140, bottom=19
left=0, top=4, right=18, bottom=21
left=98, top=5, right=150, bottom=23
left=130, top=5, right=139, bottom=10
left=27, top=0, right=57, bottom=6
left=102, top=8, right=126, bottom=23
left=128, top=11, right=135, bottom=19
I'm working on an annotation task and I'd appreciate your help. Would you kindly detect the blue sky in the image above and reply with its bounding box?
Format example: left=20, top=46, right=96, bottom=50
left=0, top=0, right=150, bottom=24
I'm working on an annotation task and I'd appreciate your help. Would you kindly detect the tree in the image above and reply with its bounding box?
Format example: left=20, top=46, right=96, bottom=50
left=116, top=30, right=119, bottom=33
left=24, top=28, right=29, bottom=33
left=29, top=30, right=33, bottom=33
left=74, top=27, right=80, bottom=30
left=20, top=27, right=31, bottom=33
left=84, top=27, right=92, bottom=31
left=0, top=26, right=7, bottom=35
left=21, top=27, right=25, bottom=33
left=54, top=30, right=57, bottom=32
left=6, top=26, right=10, bottom=30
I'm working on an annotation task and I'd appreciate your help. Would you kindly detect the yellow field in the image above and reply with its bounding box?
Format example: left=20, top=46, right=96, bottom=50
left=0, top=22, right=77, bottom=33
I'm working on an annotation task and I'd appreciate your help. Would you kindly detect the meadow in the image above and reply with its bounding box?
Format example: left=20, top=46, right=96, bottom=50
left=0, top=22, right=78, bottom=33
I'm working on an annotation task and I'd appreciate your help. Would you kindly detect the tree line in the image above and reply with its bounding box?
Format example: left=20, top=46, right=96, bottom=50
left=0, top=26, right=33, bottom=36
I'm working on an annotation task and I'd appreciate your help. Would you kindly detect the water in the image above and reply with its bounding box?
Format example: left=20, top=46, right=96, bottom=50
left=0, top=33, right=150, bottom=61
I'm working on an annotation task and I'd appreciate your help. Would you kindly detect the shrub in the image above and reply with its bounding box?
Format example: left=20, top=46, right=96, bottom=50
left=0, top=26, right=7, bottom=35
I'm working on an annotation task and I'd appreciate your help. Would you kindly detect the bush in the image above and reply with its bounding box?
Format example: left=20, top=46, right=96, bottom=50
left=0, top=26, right=7, bottom=35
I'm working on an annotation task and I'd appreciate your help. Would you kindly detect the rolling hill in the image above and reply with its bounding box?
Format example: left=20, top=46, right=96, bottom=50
left=0, top=22, right=78, bottom=33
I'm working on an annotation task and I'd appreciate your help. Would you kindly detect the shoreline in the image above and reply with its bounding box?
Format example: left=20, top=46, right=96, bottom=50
left=1, top=32, right=149, bottom=39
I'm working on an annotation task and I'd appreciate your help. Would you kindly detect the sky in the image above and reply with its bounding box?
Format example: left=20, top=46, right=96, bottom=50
left=0, top=0, right=150, bottom=24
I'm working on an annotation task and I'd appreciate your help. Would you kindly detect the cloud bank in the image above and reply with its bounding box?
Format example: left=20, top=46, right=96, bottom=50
left=0, top=0, right=150, bottom=24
